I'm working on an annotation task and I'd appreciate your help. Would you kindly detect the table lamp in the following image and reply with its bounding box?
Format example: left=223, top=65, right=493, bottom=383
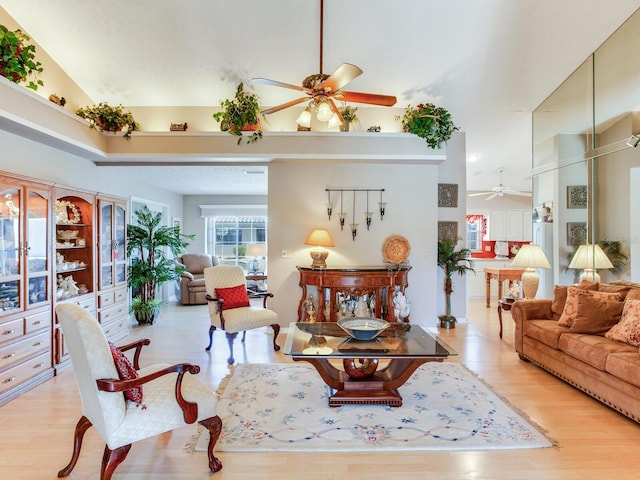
left=304, top=229, right=334, bottom=268
left=568, top=243, right=613, bottom=282
left=246, top=243, right=266, bottom=274
left=511, top=244, right=551, bottom=299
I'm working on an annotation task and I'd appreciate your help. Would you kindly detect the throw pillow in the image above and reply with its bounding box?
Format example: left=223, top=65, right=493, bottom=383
left=551, top=285, right=569, bottom=316
left=605, top=299, right=640, bottom=346
left=569, top=293, right=625, bottom=335
left=215, top=285, right=250, bottom=309
left=598, top=283, right=631, bottom=299
left=557, top=284, right=600, bottom=327
left=108, top=342, right=144, bottom=406
left=625, top=289, right=640, bottom=302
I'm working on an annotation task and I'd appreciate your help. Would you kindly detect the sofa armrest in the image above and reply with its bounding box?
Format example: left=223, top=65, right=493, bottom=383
left=512, top=299, right=553, bottom=354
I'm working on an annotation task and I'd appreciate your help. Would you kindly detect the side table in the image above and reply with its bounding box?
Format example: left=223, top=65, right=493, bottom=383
left=497, top=299, right=515, bottom=339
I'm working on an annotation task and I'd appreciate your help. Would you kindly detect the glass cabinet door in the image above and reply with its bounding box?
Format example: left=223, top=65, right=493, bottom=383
left=0, top=185, right=22, bottom=314
left=114, top=203, right=126, bottom=286
left=99, top=201, right=114, bottom=289
left=26, top=188, right=49, bottom=307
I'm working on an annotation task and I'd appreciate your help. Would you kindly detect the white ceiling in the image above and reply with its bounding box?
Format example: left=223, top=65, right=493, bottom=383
left=3, top=0, right=640, bottom=196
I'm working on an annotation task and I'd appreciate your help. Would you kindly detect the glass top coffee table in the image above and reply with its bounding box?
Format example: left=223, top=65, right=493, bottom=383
left=284, top=322, right=457, bottom=407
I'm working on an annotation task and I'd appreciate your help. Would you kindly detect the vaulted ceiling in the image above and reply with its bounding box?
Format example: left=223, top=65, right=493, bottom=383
left=3, top=0, right=639, bottom=195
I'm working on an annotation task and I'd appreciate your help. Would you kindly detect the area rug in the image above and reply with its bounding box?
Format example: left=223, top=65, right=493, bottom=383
left=190, top=362, right=553, bottom=452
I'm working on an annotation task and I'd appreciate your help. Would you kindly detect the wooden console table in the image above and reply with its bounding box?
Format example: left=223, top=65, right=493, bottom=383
left=297, top=266, right=411, bottom=322
left=484, top=267, right=524, bottom=308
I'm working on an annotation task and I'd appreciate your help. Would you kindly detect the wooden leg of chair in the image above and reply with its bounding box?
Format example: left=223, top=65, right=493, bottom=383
left=101, top=444, right=131, bottom=480
left=199, top=415, right=223, bottom=473
left=271, top=323, right=281, bottom=352
left=205, top=325, right=216, bottom=351
left=225, top=332, right=238, bottom=364
left=58, top=416, right=93, bottom=477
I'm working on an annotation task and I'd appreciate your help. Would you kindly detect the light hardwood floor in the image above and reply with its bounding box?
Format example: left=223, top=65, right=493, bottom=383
left=2, top=299, right=640, bottom=479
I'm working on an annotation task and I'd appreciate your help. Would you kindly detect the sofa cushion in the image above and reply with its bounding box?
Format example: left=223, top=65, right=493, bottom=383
left=524, top=320, right=568, bottom=349
left=605, top=351, right=640, bottom=389
left=557, top=334, right=634, bottom=371
left=215, top=285, right=250, bottom=309
left=569, top=293, right=625, bottom=335
left=558, top=286, right=609, bottom=327
left=605, top=298, right=640, bottom=346
left=625, top=289, right=640, bottom=301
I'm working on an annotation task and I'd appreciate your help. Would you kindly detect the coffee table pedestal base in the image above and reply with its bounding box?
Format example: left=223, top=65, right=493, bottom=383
left=328, top=384, right=403, bottom=407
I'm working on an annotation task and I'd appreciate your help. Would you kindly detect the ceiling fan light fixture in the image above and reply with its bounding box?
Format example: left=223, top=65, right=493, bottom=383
left=327, top=113, right=342, bottom=128
left=296, top=107, right=312, bottom=128
left=316, top=101, right=333, bottom=121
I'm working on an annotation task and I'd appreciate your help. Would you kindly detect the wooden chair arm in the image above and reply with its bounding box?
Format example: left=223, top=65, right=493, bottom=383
left=96, top=363, right=201, bottom=423
left=205, top=294, right=226, bottom=330
left=115, top=338, right=151, bottom=370
left=261, top=292, right=274, bottom=308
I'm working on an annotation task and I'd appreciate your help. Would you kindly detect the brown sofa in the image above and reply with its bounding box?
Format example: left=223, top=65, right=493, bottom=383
left=512, top=281, right=640, bottom=423
left=176, top=254, right=219, bottom=305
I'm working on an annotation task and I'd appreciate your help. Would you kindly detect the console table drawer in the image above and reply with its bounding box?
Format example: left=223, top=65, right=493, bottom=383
left=325, top=276, right=390, bottom=287
left=0, top=351, right=50, bottom=395
left=0, top=331, right=50, bottom=370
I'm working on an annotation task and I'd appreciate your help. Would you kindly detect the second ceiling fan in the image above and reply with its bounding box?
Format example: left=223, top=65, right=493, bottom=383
left=468, top=168, right=532, bottom=201
left=252, top=0, right=397, bottom=124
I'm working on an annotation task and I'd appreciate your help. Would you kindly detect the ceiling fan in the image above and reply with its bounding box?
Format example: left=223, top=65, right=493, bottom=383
left=252, top=0, right=397, bottom=124
left=468, top=168, right=532, bottom=201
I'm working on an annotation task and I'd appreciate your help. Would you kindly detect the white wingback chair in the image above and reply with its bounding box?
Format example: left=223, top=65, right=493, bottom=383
left=55, top=303, right=223, bottom=480
left=204, top=265, right=280, bottom=364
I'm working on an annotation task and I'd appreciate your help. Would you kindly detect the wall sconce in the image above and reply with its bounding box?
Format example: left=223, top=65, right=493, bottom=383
left=304, top=229, right=335, bottom=269
left=511, top=244, right=551, bottom=299
left=326, top=188, right=386, bottom=237
left=568, top=243, right=613, bottom=282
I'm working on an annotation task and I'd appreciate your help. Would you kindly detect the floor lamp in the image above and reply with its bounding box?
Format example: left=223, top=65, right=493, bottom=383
left=568, top=243, right=613, bottom=283
left=511, top=244, right=551, bottom=299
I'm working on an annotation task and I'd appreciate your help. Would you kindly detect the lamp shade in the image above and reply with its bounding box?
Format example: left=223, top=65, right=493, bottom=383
left=246, top=243, right=266, bottom=257
left=304, top=229, right=334, bottom=269
left=511, top=244, right=550, bottom=299
left=569, top=243, right=613, bottom=282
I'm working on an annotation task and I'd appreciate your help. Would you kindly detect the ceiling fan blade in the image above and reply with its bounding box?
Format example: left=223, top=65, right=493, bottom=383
left=337, top=91, right=397, bottom=107
left=468, top=191, right=493, bottom=197
left=261, top=97, right=309, bottom=115
left=253, top=77, right=312, bottom=94
left=503, top=187, right=532, bottom=197
left=317, top=63, right=363, bottom=93
left=484, top=193, right=499, bottom=200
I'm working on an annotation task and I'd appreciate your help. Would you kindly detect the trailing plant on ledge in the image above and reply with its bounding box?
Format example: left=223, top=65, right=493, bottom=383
left=0, top=24, right=44, bottom=91
left=76, top=102, right=140, bottom=140
left=402, top=103, right=458, bottom=148
left=213, top=82, right=264, bottom=144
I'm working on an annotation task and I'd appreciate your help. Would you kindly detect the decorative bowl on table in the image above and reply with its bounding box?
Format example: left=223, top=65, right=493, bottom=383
left=337, top=317, right=390, bottom=341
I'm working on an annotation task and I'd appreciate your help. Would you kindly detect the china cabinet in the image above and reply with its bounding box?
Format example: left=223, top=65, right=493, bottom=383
left=0, top=175, right=54, bottom=405
left=96, top=195, right=128, bottom=342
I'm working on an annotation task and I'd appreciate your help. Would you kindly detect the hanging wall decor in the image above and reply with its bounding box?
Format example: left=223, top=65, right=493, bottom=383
left=438, top=183, right=458, bottom=208
left=325, top=188, right=385, bottom=239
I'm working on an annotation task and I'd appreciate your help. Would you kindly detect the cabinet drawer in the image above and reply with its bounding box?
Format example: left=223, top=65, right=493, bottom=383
left=99, top=304, right=128, bottom=326
left=0, top=331, right=50, bottom=370
left=25, top=311, right=50, bottom=334
left=0, top=318, right=24, bottom=345
left=102, top=318, right=129, bottom=341
left=61, top=296, right=96, bottom=316
left=325, top=276, right=386, bottom=287
left=98, top=291, right=115, bottom=308
left=0, top=351, right=50, bottom=395
left=114, top=288, right=127, bottom=304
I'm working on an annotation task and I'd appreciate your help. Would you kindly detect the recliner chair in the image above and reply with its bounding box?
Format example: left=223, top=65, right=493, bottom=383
left=176, top=253, right=219, bottom=305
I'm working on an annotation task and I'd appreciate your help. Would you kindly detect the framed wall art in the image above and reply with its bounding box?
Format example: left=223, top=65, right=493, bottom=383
left=567, top=185, right=587, bottom=209
left=438, top=183, right=458, bottom=208
left=438, top=221, right=458, bottom=242
left=567, top=222, right=587, bottom=246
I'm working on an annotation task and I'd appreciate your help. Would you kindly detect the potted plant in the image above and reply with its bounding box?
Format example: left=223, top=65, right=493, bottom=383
left=127, top=205, right=194, bottom=324
left=76, top=102, right=140, bottom=139
left=437, top=238, right=474, bottom=329
left=402, top=103, right=458, bottom=148
left=338, top=103, right=359, bottom=132
left=213, top=82, right=264, bottom=144
left=0, top=25, right=43, bottom=90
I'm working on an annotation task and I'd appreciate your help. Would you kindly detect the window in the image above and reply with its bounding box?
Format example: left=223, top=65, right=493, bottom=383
left=205, top=216, right=267, bottom=270
left=466, top=215, right=485, bottom=251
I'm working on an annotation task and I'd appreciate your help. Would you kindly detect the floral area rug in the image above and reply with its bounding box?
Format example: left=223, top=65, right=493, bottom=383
left=191, top=362, right=553, bottom=452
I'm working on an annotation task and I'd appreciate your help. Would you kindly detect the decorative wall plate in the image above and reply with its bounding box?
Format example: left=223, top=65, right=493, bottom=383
left=382, top=235, right=411, bottom=264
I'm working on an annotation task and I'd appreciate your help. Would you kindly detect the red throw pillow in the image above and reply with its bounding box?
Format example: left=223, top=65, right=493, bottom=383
left=215, top=285, right=250, bottom=309
left=109, top=342, right=144, bottom=406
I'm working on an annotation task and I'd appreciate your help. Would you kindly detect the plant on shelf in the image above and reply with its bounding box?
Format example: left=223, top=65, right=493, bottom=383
left=76, top=102, right=140, bottom=139
left=127, top=205, right=194, bottom=325
left=213, top=82, right=264, bottom=144
left=0, top=24, right=44, bottom=91
left=437, top=237, right=474, bottom=329
left=338, top=103, right=359, bottom=131
left=402, top=103, right=458, bottom=148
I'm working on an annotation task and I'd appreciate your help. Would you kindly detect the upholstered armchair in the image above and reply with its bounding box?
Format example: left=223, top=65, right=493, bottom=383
left=55, top=303, right=223, bottom=480
left=176, top=253, right=219, bottom=305
left=204, top=265, right=280, bottom=364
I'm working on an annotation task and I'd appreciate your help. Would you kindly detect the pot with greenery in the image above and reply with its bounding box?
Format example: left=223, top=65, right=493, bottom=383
left=437, top=238, right=474, bottom=329
left=213, top=82, right=264, bottom=144
left=76, top=102, right=140, bottom=139
left=402, top=103, right=459, bottom=148
left=338, top=104, right=359, bottom=132
left=127, top=206, right=194, bottom=324
left=0, top=24, right=43, bottom=91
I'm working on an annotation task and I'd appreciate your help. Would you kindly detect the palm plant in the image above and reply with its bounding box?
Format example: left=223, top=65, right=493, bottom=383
left=437, top=238, right=474, bottom=328
left=127, top=206, right=193, bottom=324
